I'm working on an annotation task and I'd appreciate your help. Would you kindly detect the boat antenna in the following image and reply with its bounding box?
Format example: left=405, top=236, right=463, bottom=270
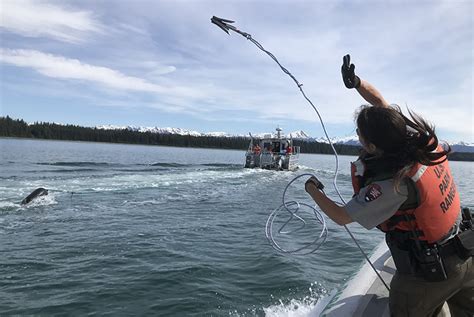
left=211, top=16, right=390, bottom=291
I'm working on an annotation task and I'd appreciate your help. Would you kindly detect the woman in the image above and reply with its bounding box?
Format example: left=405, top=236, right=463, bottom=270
left=305, top=55, right=473, bottom=316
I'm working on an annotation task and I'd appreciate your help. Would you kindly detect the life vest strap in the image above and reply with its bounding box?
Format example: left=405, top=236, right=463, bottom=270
left=389, top=221, right=460, bottom=248
left=386, top=214, right=416, bottom=227
left=385, top=229, right=424, bottom=242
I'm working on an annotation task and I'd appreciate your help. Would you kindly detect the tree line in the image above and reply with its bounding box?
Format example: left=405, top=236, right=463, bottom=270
left=1, top=116, right=472, bottom=161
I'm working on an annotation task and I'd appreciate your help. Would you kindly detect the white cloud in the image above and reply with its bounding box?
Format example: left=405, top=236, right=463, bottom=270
left=0, top=0, right=102, bottom=43
left=0, top=47, right=223, bottom=121
left=0, top=48, right=169, bottom=92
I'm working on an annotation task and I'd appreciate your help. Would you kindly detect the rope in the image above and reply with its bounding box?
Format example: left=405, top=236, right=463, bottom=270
left=265, top=173, right=328, bottom=255
left=216, top=21, right=390, bottom=291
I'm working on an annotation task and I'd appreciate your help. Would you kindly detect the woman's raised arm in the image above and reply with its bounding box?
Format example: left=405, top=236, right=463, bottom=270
left=341, top=54, right=390, bottom=108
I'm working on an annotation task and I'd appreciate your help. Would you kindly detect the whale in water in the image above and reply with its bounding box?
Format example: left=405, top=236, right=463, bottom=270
left=21, top=188, right=49, bottom=205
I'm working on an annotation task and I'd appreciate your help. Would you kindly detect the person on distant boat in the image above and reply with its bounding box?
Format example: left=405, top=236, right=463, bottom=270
left=253, top=143, right=261, bottom=155
left=286, top=142, right=292, bottom=155
left=305, top=54, right=473, bottom=317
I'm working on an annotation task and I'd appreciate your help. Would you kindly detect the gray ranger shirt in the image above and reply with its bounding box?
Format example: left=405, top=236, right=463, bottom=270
left=344, top=179, right=409, bottom=229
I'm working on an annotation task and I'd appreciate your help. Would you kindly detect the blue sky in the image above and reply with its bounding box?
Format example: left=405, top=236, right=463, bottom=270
left=1, top=0, right=472, bottom=142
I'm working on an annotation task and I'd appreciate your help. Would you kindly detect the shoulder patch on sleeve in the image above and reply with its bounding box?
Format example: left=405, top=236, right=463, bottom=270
left=365, top=184, right=382, bottom=202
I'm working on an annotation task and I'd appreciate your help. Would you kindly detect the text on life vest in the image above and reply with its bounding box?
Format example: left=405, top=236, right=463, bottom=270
left=434, top=164, right=457, bottom=213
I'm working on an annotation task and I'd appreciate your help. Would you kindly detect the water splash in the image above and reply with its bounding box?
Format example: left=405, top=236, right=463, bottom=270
left=262, top=283, right=333, bottom=317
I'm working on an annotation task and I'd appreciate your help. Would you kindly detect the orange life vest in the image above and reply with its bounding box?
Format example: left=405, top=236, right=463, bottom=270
left=351, top=156, right=460, bottom=244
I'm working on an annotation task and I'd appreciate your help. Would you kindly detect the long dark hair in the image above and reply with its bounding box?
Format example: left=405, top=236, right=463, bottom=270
left=356, top=105, right=450, bottom=186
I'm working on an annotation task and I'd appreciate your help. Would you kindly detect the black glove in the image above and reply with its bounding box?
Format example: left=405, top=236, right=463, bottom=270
left=305, top=176, right=324, bottom=191
left=341, top=54, right=361, bottom=89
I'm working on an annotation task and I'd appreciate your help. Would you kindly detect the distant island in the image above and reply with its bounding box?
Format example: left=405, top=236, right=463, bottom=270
left=1, top=116, right=473, bottom=161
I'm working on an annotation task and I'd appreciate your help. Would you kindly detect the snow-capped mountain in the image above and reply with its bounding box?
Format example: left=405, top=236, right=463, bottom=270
left=96, top=125, right=203, bottom=137
left=316, top=135, right=474, bottom=153
left=95, top=125, right=474, bottom=153
left=288, top=130, right=311, bottom=139
left=96, top=125, right=310, bottom=140
left=451, top=142, right=474, bottom=153
left=314, top=135, right=360, bottom=146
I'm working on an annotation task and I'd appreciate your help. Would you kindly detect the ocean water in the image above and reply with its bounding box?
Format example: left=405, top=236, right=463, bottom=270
left=1, top=138, right=472, bottom=316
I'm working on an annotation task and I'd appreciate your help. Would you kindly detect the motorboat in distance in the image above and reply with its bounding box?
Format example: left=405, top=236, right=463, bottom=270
left=244, top=128, right=300, bottom=171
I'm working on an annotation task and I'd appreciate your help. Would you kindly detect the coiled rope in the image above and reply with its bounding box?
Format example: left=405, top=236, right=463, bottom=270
left=211, top=16, right=390, bottom=291
left=265, top=173, right=329, bottom=255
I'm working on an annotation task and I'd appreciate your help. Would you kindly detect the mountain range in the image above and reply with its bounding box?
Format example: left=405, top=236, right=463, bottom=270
left=96, top=125, right=474, bottom=153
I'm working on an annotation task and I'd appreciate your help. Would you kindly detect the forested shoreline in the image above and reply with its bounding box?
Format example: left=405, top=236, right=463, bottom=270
left=1, top=116, right=473, bottom=161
